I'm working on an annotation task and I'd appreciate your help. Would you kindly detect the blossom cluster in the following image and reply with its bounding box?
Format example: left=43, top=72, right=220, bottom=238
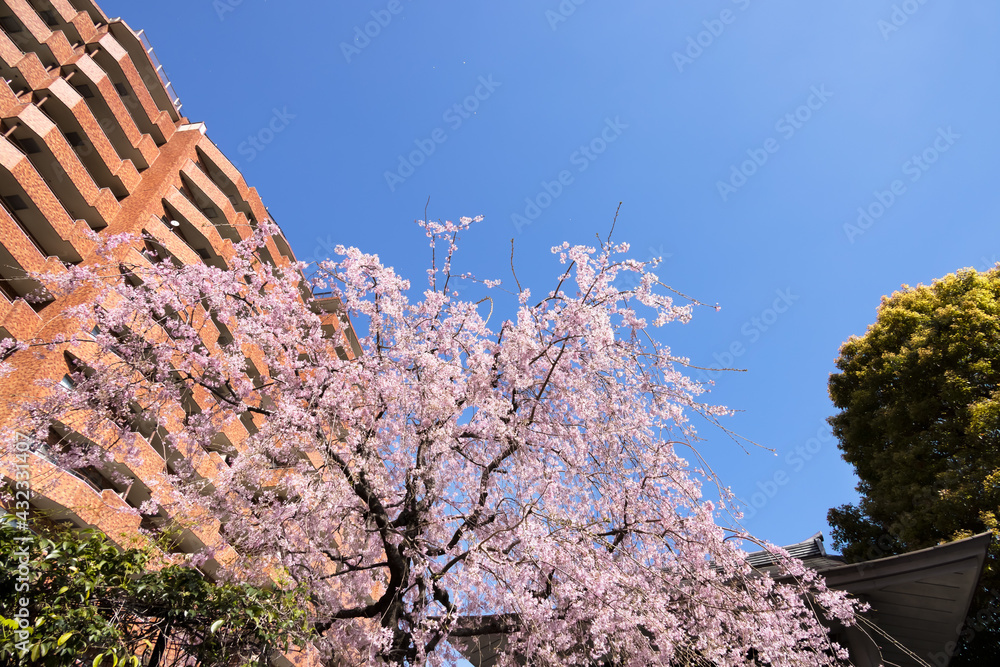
left=7, top=218, right=859, bottom=665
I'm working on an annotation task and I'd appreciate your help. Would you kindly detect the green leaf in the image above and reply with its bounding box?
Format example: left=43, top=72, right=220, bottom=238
left=57, top=586, right=69, bottom=594
left=57, top=632, right=73, bottom=646
left=210, top=618, right=225, bottom=634
left=93, top=653, right=104, bottom=667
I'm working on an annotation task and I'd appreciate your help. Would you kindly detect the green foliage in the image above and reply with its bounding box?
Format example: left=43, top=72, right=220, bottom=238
left=826, top=266, right=1000, bottom=662
left=0, top=516, right=314, bottom=666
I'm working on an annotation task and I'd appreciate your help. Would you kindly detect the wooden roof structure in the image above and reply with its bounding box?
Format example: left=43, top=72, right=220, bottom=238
left=456, top=532, right=992, bottom=666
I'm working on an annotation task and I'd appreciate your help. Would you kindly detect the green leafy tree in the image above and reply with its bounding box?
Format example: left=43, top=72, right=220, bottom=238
left=826, top=266, right=1000, bottom=663
left=0, top=515, right=314, bottom=666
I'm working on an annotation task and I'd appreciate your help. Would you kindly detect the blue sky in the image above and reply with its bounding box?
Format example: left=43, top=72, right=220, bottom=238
left=102, top=1, right=1000, bottom=553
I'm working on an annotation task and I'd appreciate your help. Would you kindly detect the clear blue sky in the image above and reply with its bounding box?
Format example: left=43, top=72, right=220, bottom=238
left=102, top=0, right=1000, bottom=552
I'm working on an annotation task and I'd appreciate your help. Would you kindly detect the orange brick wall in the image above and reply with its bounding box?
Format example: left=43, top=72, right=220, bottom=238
left=0, top=0, right=352, bottom=595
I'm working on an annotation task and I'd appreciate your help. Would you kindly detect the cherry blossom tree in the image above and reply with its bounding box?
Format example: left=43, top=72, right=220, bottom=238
left=3, top=217, right=859, bottom=666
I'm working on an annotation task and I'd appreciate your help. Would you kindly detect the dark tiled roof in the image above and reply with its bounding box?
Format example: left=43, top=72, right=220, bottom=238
left=745, top=531, right=847, bottom=573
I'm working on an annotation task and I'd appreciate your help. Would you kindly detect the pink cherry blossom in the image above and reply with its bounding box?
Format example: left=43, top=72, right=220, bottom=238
left=8, top=217, right=859, bottom=665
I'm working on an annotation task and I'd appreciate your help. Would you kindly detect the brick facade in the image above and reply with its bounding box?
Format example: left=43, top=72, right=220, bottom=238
left=0, top=0, right=355, bottom=608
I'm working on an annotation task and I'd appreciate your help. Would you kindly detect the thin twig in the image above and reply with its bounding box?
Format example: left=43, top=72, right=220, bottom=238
left=605, top=202, right=623, bottom=246
left=425, top=197, right=436, bottom=291
left=509, top=239, right=523, bottom=294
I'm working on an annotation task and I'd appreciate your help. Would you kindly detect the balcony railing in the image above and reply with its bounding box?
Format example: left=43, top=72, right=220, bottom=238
left=135, top=29, right=181, bottom=112
left=17, top=434, right=112, bottom=495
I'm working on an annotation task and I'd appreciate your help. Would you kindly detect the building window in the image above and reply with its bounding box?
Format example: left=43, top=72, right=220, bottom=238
left=0, top=16, right=23, bottom=33
left=74, top=465, right=114, bottom=494
left=12, top=136, right=41, bottom=155
left=4, top=194, right=28, bottom=211
left=0, top=276, right=17, bottom=302
left=39, top=10, right=59, bottom=27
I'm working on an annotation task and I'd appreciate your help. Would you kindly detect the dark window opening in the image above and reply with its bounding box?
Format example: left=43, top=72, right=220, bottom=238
left=39, top=10, right=59, bottom=27
left=0, top=278, right=17, bottom=302
left=74, top=465, right=116, bottom=493
left=12, top=136, right=41, bottom=155
left=0, top=16, right=23, bottom=33
left=4, top=194, right=28, bottom=211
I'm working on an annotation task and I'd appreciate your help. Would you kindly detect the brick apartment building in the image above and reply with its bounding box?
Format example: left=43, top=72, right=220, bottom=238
left=0, top=0, right=357, bottom=582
